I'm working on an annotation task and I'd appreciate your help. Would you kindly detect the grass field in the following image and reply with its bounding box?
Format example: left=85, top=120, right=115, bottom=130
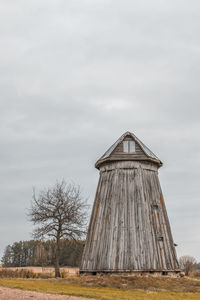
left=0, top=277, right=200, bottom=300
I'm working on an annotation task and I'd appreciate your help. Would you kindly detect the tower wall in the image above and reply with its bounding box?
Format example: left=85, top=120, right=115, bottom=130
left=81, top=161, right=179, bottom=273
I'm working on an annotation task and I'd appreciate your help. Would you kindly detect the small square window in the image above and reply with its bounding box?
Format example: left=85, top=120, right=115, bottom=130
left=157, top=236, right=164, bottom=242
left=123, top=140, right=135, bottom=153
left=162, top=271, right=168, bottom=276
left=152, top=204, right=159, bottom=210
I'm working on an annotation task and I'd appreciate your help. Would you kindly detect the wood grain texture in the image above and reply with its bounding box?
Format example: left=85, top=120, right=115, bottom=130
left=81, top=161, right=179, bottom=272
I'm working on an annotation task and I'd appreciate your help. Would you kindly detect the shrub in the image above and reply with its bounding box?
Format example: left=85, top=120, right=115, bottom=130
left=191, top=270, right=200, bottom=278
left=0, top=269, right=52, bottom=279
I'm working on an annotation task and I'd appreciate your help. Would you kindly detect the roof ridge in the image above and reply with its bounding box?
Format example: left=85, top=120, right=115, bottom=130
left=95, top=131, right=162, bottom=168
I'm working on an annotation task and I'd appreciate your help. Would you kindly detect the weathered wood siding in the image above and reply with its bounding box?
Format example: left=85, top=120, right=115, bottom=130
left=81, top=161, right=179, bottom=272
left=95, top=135, right=162, bottom=168
left=111, top=136, right=147, bottom=161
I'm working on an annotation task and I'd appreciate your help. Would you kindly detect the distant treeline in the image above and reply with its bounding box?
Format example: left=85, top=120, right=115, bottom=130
left=1, top=239, right=85, bottom=267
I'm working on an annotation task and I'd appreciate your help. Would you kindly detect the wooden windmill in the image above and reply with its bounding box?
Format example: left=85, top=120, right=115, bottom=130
left=80, top=132, right=179, bottom=275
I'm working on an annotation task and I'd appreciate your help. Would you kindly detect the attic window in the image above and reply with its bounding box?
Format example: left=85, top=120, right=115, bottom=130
left=123, top=140, right=135, bottom=153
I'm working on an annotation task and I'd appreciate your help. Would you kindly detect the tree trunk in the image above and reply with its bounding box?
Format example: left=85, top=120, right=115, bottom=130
left=55, top=234, right=61, bottom=278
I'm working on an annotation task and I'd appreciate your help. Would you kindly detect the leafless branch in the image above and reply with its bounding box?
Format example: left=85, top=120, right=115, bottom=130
left=28, top=180, right=89, bottom=277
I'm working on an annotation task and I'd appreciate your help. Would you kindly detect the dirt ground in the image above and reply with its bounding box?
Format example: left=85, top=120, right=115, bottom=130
left=0, top=286, right=95, bottom=300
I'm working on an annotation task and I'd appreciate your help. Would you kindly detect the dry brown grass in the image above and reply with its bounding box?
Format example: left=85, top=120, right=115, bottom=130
left=0, top=266, right=79, bottom=275
left=1, top=267, right=200, bottom=293
left=0, top=266, right=79, bottom=279
left=0, top=278, right=200, bottom=300
left=0, top=267, right=78, bottom=279
left=0, top=269, right=52, bottom=279
left=64, top=274, right=200, bottom=293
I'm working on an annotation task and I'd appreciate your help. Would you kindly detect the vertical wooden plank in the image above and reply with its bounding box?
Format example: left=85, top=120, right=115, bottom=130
left=80, top=160, right=179, bottom=273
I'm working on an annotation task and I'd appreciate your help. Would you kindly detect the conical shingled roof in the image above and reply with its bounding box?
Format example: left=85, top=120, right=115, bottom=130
left=95, top=131, right=162, bottom=169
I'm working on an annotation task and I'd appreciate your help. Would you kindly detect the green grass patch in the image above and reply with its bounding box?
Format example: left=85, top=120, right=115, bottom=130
left=0, top=278, right=200, bottom=300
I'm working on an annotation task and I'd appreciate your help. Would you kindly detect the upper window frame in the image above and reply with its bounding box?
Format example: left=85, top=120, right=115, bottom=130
left=123, top=140, right=136, bottom=153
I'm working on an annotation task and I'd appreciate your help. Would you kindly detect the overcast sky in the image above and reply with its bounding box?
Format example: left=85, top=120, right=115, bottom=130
left=0, top=0, right=200, bottom=262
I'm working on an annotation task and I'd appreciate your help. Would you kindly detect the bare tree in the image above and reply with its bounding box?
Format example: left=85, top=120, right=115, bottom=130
left=28, top=180, right=88, bottom=277
left=179, top=255, right=197, bottom=276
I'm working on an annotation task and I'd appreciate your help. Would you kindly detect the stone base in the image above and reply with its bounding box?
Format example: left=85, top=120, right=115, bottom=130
left=80, top=270, right=181, bottom=277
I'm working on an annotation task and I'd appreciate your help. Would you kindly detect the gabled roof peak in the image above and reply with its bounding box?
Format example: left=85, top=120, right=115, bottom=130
left=95, top=131, right=162, bottom=169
